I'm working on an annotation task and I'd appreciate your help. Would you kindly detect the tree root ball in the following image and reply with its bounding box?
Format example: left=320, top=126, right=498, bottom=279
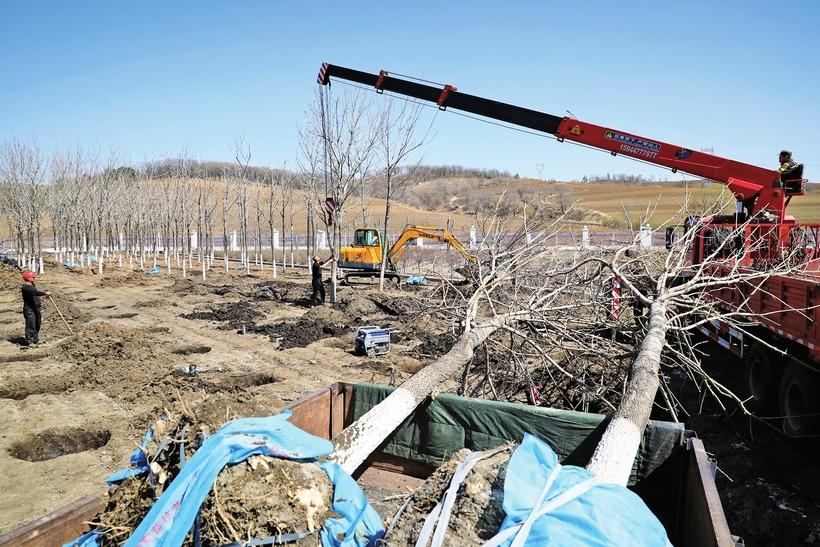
left=383, top=447, right=511, bottom=546
left=199, top=456, right=336, bottom=545
left=97, top=455, right=336, bottom=546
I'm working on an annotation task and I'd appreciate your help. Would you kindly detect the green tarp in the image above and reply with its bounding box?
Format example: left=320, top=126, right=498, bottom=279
left=351, top=383, right=685, bottom=485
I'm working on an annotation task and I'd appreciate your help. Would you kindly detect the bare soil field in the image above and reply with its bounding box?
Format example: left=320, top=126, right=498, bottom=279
left=1, top=260, right=819, bottom=545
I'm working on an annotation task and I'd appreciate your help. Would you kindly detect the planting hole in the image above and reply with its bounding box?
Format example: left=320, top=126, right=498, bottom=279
left=172, top=345, right=211, bottom=355
left=8, top=427, right=111, bottom=462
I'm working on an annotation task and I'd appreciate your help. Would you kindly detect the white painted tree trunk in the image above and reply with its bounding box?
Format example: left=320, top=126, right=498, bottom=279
left=331, top=314, right=525, bottom=474
left=586, top=299, right=668, bottom=485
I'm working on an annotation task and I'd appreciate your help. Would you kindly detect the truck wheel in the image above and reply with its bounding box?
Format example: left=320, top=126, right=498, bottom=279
left=743, top=343, right=777, bottom=413
left=779, top=361, right=818, bottom=438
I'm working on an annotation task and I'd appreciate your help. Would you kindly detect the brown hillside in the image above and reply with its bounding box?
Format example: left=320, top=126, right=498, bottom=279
left=400, top=177, right=820, bottom=232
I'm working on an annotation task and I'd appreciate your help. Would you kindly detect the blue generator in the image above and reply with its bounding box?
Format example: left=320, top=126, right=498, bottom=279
left=354, top=326, right=393, bottom=357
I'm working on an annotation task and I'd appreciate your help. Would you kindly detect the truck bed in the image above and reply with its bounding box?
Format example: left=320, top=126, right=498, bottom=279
left=0, top=382, right=736, bottom=547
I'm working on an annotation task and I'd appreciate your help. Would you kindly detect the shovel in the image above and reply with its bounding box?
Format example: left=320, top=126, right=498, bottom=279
left=48, top=295, right=75, bottom=336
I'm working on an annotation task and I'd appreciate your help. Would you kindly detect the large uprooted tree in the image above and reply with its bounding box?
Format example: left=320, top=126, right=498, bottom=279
left=330, top=197, right=808, bottom=485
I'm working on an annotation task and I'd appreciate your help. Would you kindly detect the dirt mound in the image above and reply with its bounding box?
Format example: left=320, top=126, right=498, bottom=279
left=94, top=270, right=148, bottom=289
left=180, top=301, right=263, bottom=329
left=334, top=296, right=383, bottom=320
left=412, top=332, right=457, bottom=359
left=256, top=309, right=351, bottom=349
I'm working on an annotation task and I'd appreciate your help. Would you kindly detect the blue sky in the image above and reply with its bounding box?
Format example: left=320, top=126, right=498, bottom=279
left=1, top=1, right=818, bottom=182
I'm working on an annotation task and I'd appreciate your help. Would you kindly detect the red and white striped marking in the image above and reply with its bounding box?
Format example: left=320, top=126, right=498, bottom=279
left=324, top=198, right=335, bottom=214
left=317, top=62, right=329, bottom=85
left=610, top=277, right=621, bottom=320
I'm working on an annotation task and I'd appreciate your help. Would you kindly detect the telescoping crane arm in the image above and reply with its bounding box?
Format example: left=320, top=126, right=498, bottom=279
left=386, top=226, right=475, bottom=267
left=318, top=63, right=798, bottom=219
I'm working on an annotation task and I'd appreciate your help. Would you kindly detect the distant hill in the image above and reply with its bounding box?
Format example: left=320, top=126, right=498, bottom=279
left=386, top=176, right=820, bottom=233
left=134, top=160, right=819, bottom=231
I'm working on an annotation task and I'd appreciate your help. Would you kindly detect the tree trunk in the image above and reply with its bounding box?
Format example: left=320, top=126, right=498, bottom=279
left=331, top=313, right=525, bottom=474
left=586, top=298, right=667, bottom=485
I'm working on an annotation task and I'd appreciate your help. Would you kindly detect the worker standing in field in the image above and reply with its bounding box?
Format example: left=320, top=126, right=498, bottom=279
left=21, top=271, right=51, bottom=346
left=310, top=255, right=333, bottom=307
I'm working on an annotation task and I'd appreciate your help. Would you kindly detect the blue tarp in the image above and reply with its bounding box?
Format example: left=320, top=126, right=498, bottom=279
left=491, top=434, right=672, bottom=546
left=147, top=266, right=161, bottom=275
left=104, top=418, right=174, bottom=485
left=406, top=276, right=428, bottom=285
left=65, top=412, right=384, bottom=547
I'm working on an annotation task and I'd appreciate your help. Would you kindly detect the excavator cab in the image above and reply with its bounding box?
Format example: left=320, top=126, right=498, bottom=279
left=354, top=229, right=383, bottom=248
left=337, top=228, right=389, bottom=272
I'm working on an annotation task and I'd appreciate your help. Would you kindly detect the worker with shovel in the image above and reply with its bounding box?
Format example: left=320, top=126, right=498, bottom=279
left=21, top=271, right=51, bottom=347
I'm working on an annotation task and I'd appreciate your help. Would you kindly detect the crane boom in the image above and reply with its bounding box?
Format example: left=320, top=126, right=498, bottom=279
left=317, top=63, right=820, bottom=441
left=318, top=63, right=802, bottom=219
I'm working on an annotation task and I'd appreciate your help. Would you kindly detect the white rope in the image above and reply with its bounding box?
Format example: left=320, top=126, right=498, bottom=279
left=480, top=473, right=600, bottom=547
left=414, top=446, right=513, bottom=547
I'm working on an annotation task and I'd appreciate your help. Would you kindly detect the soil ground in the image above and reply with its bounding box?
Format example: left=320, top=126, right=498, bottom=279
left=1, top=261, right=819, bottom=546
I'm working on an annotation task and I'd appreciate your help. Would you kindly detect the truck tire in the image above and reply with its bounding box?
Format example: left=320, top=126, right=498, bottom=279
left=743, top=343, right=777, bottom=413
left=779, top=360, right=818, bottom=438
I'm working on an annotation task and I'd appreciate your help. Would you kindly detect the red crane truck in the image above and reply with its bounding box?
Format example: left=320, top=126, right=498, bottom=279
left=317, top=63, right=815, bottom=437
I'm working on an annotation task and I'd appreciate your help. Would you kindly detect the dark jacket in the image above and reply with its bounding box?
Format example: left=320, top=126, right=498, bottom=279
left=22, top=283, right=46, bottom=309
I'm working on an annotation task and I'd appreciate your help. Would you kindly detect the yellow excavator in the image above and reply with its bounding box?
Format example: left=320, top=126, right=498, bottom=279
left=337, top=225, right=475, bottom=283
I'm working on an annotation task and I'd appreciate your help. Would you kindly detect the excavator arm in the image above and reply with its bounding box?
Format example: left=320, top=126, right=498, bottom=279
left=386, top=226, right=475, bottom=266
left=318, top=63, right=799, bottom=219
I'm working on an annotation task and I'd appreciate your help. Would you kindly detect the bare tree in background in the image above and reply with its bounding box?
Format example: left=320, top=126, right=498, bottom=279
left=170, top=150, right=198, bottom=277
left=305, top=86, right=379, bottom=302
left=49, top=144, right=92, bottom=258
left=276, top=164, right=297, bottom=271
left=195, top=172, right=218, bottom=279
left=231, top=137, right=254, bottom=272
left=374, top=95, right=430, bottom=291
left=553, top=184, right=574, bottom=215
left=219, top=171, right=236, bottom=272
left=0, top=137, right=49, bottom=259
left=259, top=166, right=282, bottom=276
left=297, top=117, right=327, bottom=267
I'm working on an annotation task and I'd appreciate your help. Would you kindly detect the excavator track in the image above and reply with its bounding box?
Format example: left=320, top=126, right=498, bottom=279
left=342, top=271, right=401, bottom=285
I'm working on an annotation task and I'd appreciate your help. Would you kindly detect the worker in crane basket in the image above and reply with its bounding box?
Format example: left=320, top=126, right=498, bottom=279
left=774, top=150, right=798, bottom=187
